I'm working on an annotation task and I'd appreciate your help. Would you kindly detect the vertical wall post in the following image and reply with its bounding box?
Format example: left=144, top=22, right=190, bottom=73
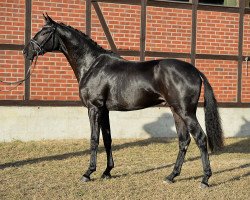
left=237, top=0, right=245, bottom=103
left=86, top=0, right=91, bottom=36
left=191, top=0, right=198, bottom=65
left=24, top=0, right=32, bottom=100
left=140, top=0, right=147, bottom=61
left=92, top=2, right=118, bottom=53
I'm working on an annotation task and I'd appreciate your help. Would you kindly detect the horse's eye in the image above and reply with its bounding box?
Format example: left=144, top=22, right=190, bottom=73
left=41, top=31, right=50, bottom=36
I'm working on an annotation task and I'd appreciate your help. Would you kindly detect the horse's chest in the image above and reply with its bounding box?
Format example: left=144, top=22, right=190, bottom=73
left=79, top=81, right=107, bottom=107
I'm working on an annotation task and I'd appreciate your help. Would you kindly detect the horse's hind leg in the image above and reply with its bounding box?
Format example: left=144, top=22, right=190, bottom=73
left=100, top=109, right=114, bottom=179
left=179, top=113, right=212, bottom=188
left=165, top=109, right=191, bottom=183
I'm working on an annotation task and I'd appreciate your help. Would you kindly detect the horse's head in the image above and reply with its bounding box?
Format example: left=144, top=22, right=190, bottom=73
left=23, top=14, right=60, bottom=61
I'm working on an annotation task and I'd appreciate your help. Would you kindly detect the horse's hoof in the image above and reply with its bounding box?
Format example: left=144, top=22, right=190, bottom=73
left=163, top=178, right=174, bottom=184
left=101, top=173, right=112, bottom=180
left=200, top=182, right=209, bottom=189
left=81, top=175, right=91, bottom=182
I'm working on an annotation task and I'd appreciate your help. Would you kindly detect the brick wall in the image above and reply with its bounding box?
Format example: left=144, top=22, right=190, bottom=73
left=243, top=14, right=250, bottom=103
left=0, top=0, right=249, bottom=103
left=30, top=0, right=84, bottom=101
left=0, top=0, right=25, bottom=99
left=146, top=6, right=192, bottom=53
left=196, top=10, right=239, bottom=103
left=196, top=59, right=238, bottom=102
left=93, top=3, right=141, bottom=51
left=0, top=51, right=24, bottom=100
left=0, top=0, right=25, bottom=45
left=196, top=11, right=239, bottom=55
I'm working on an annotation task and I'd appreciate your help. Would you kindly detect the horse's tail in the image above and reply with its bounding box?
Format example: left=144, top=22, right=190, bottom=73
left=199, top=71, right=224, bottom=152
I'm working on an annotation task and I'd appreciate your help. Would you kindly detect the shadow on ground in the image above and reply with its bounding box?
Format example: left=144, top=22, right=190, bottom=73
left=1, top=137, right=249, bottom=171
left=176, top=162, right=250, bottom=187
left=0, top=137, right=171, bottom=170
left=221, top=137, right=250, bottom=154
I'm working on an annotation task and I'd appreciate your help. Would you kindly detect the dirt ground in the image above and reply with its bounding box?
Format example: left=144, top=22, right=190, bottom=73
left=0, top=137, right=249, bottom=200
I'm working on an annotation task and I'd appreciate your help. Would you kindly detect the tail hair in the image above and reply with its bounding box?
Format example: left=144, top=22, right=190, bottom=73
left=199, top=72, right=224, bottom=152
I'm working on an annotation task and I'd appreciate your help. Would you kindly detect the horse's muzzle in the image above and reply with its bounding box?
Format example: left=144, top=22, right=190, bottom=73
left=23, top=48, right=35, bottom=61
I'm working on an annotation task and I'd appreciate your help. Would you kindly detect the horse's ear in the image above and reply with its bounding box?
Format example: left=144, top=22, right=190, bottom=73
left=43, top=13, right=47, bottom=23
left=44, top=13, right=55, bottom=25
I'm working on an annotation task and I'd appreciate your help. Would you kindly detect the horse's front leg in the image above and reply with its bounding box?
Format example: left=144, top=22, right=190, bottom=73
left=81, top=105, right=101, bottom=182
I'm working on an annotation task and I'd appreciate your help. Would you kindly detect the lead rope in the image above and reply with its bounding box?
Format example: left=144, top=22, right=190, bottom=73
left=0, top=53, right=39, bottom=92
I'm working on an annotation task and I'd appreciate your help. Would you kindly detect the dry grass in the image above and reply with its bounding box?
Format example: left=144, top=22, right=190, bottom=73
left=0, top=137, right=249, bottom=200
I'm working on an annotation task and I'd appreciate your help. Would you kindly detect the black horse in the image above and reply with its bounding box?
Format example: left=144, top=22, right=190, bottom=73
left=23, top=14, right=224, bottom=188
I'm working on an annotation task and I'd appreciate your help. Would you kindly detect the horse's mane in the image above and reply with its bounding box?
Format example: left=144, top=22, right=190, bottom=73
left=59, top=22, right=120, bottom=58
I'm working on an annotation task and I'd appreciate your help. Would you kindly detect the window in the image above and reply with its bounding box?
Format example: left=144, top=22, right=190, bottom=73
left=199, top=0, right=242, bottom=7
left=159, top=0, right=225, bottom=5
left=158, top=0, right=248, bottom=7
left=246, top=0, right=250, bottom=7
left=159, top=0, right=189, bottom=2
left=223, top=0, right=237, bottom=6
left=199, top=0, right=224, bottom=5
left=223, top=0, right=250, bottom=7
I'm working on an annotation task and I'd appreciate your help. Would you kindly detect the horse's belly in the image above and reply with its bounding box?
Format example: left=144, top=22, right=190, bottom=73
left=105, top=92, right=165, bottom=111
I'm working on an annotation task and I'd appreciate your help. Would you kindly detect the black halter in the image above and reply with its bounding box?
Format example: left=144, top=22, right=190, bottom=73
left=30, top=26, right=56, bottom=56
left=0, top=26, right=57, bottom=91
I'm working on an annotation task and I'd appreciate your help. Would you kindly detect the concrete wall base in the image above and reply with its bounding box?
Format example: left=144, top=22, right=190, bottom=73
left=0, top=107, right=249, bottom=141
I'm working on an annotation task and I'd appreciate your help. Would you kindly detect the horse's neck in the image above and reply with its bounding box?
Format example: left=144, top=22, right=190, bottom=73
left=56, top=26, right=101, bottom=82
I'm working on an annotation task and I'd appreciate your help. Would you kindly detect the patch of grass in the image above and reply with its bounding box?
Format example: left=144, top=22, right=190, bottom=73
left=0, top=138, right=249, bottom=200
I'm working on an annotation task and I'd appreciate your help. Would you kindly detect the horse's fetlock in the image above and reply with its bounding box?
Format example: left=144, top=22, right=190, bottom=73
left=205, top=169, right=212, bottom=177
left=173, top=168, right=180, bottom=176
left=89, top=166, right=96, bottom=172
